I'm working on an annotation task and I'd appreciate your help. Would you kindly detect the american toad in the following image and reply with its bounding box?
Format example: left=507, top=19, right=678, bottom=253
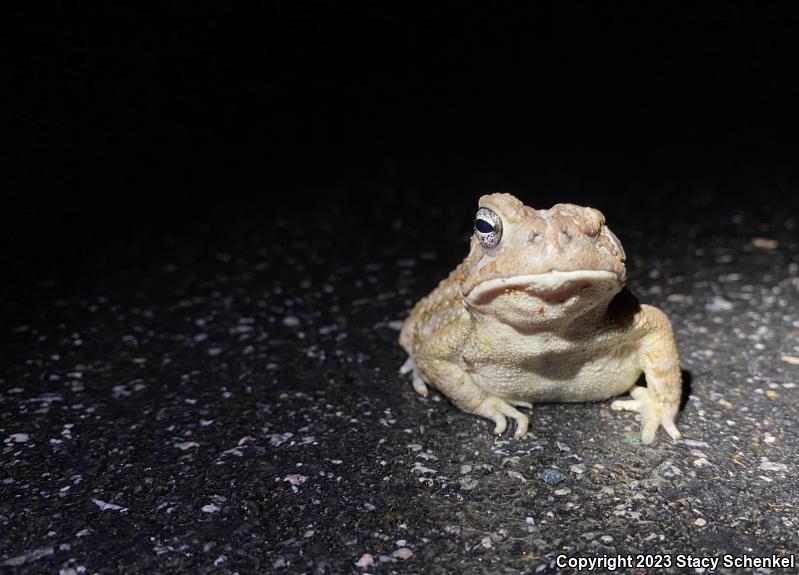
left=399, top=193, right=682, bottom=444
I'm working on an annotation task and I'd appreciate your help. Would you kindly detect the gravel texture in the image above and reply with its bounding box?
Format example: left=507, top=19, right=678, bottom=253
left=1, top=180, right=798, bottom=574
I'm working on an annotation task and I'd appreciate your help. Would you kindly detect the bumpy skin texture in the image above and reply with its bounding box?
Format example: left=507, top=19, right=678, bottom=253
left=399, top=193, right=682, bottom=444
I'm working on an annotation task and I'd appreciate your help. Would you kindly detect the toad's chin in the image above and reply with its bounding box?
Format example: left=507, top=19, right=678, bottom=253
left=463, top=270, right=622, bottom=323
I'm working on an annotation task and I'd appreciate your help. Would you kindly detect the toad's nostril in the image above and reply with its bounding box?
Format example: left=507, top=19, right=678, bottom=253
left=528, top=231, right=541, bottom=243
left=561, top=229, right=572, bottom=241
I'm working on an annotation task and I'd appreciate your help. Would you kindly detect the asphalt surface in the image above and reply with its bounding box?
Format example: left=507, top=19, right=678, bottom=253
left=2, top=179, right=799, bottom=574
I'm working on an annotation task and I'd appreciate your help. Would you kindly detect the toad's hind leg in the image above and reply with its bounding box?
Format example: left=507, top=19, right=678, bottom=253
left=415, top=357, right=530, bottom=438
left=400, top=356, right=429, bottom=397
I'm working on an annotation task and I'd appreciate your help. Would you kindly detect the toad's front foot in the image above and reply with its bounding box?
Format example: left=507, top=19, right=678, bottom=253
left=474, top=397, right=530, bottom=438
left=611, top=386, right=682, bottom=444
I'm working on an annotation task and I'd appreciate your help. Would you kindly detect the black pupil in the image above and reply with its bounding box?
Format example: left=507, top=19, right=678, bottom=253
left=475, top=219, right=494, bottom=234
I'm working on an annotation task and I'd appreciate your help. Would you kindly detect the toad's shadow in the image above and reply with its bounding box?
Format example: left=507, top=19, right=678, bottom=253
left=680, top=370, right=692, bottom=410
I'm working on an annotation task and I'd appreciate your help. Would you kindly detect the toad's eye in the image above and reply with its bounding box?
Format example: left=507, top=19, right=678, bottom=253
left=474, top=207, right=503, bottom=248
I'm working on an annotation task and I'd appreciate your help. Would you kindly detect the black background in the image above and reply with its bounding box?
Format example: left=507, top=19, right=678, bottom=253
left=4, top=2, right=799, bottom=293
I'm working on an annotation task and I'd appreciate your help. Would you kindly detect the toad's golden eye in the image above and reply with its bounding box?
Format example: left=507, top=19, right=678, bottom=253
left=474, top=207, right=503, bottom=248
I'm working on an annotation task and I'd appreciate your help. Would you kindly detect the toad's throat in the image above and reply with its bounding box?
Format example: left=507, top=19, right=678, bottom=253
left=464, top=270, right=621, bottom=305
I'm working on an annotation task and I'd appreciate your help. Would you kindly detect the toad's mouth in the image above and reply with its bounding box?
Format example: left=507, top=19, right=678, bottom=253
left=464, top=270, right=621, bottom=306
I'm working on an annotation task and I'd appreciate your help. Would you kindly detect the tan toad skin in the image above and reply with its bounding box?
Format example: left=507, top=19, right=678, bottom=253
left=399, top=193, right=682, bottom=444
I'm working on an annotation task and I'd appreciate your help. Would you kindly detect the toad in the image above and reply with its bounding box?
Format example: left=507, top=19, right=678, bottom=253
left=399, top=193, right=682, bottom=444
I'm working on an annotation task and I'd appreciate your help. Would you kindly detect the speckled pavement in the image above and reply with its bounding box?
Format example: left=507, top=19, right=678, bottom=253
left=1, top=180, right=798, bottom=574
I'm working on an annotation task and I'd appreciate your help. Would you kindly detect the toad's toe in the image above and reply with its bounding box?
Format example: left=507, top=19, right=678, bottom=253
left=474, top=397, right=530, bottom=438
left=399, top=356, right=415, bottom=375
left=412, top=375, right=429, bottom=398
left=611, top=386, right=681, bottom=444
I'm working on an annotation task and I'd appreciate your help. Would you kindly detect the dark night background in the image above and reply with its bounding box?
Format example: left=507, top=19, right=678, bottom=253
left=6, top=3, right=799, bottom=254
left=2, top=3, right=799, bottom=574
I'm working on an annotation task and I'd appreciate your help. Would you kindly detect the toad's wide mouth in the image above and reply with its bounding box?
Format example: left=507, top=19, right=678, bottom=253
left=464, top=270, right=622, bottom=306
